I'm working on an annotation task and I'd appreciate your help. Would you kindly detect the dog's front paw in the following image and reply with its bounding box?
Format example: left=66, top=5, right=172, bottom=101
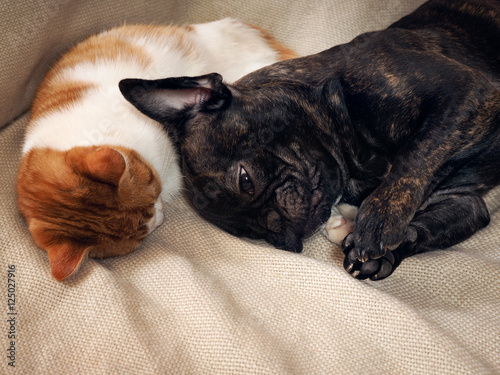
left=341, top=233, right=399, bottom=280
left=341, top=226, right=418, bottom=280
left=352, top=190, right=419, bottom=261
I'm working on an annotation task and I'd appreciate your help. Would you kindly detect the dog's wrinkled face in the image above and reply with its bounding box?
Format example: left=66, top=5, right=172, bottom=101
left=120, top=73, right=342, bottom=252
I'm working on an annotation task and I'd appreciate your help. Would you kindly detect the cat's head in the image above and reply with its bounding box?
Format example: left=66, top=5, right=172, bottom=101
left=17, top=146, right=163, bottom=281
left=120, top=73, right=343, bottom=252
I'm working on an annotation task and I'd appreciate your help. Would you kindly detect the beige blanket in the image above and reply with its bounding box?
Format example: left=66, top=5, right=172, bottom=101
left=1, top=1, right=499, bottom=374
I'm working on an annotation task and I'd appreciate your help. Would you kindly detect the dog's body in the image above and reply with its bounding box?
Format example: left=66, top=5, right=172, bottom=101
left=121, top=0, right=500, bottom=280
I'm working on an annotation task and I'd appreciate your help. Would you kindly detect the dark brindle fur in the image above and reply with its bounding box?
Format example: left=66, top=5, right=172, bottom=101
left=120, top=0, right=500, bottom=280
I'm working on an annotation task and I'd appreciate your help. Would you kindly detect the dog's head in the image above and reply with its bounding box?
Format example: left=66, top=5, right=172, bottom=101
left=120, top=73, right=343, bottom=252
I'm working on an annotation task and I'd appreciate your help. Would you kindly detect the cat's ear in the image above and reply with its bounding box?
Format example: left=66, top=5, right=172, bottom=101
left=45, top=241, right=89, bottom=281
left=119, top=73, right=232, bottom=140
left=71, top=147, right=126, bottom=186
left=29, top=220, right=90, bottom=281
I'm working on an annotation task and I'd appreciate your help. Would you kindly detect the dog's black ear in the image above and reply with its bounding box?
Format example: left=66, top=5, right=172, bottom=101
left=119, top=73, right=232, bottom=141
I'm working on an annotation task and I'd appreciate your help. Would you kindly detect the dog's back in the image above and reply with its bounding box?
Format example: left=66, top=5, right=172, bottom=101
left=390, top=0, right=500, bottom=80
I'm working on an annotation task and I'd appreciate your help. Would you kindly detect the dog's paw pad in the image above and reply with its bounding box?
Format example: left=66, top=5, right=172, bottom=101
left=343, top=247, right=397, bottom=281
left=324, top=214, right=354, bottom=245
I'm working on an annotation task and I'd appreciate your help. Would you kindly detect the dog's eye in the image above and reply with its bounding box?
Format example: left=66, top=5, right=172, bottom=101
left=239, top=167, right=255, bottom=195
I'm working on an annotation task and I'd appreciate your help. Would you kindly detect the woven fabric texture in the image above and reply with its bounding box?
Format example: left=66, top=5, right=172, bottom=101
left=1, top=1, right=499, bottom=374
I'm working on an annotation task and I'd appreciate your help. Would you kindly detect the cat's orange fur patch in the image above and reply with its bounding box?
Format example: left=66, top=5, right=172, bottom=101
left=29, top=24, right=202, bottom=122
left=17, top=146, right=161, bottom=280
left=112, top=24, right=197, bottom=55
left=249, top=24, right=299, bottom=60
left=29, top=33, right=151, bottom=121
left=30, top=81, right=96, bottom=122
left=51, top=32, right=152, bottom=73
left=73, top=147, right=126, bottom=186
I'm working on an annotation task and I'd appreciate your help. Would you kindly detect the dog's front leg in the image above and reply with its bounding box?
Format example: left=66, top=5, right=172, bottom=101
left=342, top=191, right=490, bottom=280
left=339, top=95, right=493, bottom=278
left=345, top=173, right=426, bottom=261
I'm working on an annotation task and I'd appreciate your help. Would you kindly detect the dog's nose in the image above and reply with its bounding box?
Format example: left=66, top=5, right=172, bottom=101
left=257, top=208, right=283, bottom=233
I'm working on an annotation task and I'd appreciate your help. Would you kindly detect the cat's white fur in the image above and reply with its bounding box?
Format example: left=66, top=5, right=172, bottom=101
left=23, top=18, right=286, bottom=208
left=324, top=203, right=359, bottom=245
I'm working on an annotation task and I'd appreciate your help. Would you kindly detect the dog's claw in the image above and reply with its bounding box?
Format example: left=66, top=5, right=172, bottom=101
left=342, top=231, right=405, bottom=280
left=343, top=248, right=398, bottom=280
left=341, top=233, right=355, bottom=255
left=345, top=261, right=355, bottom=273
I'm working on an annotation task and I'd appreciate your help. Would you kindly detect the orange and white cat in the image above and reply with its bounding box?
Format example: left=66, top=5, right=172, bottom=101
left=17, top=19, right=297, bottom=281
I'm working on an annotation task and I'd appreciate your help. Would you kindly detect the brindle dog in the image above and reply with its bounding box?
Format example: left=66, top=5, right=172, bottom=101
left=120, top=0, right=500, bottom=280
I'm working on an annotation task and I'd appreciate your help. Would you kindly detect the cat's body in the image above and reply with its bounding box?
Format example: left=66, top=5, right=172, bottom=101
left=17, top=19, right=297, bottom=281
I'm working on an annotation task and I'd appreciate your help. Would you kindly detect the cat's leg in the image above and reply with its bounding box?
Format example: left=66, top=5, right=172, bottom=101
left=324, top=203, right=358, bottom=245
left=342, top=191, right=490, bottom=280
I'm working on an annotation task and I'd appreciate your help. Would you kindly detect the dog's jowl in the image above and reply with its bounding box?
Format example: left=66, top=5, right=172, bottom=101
left=120, top=0, right=500, bottom=280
